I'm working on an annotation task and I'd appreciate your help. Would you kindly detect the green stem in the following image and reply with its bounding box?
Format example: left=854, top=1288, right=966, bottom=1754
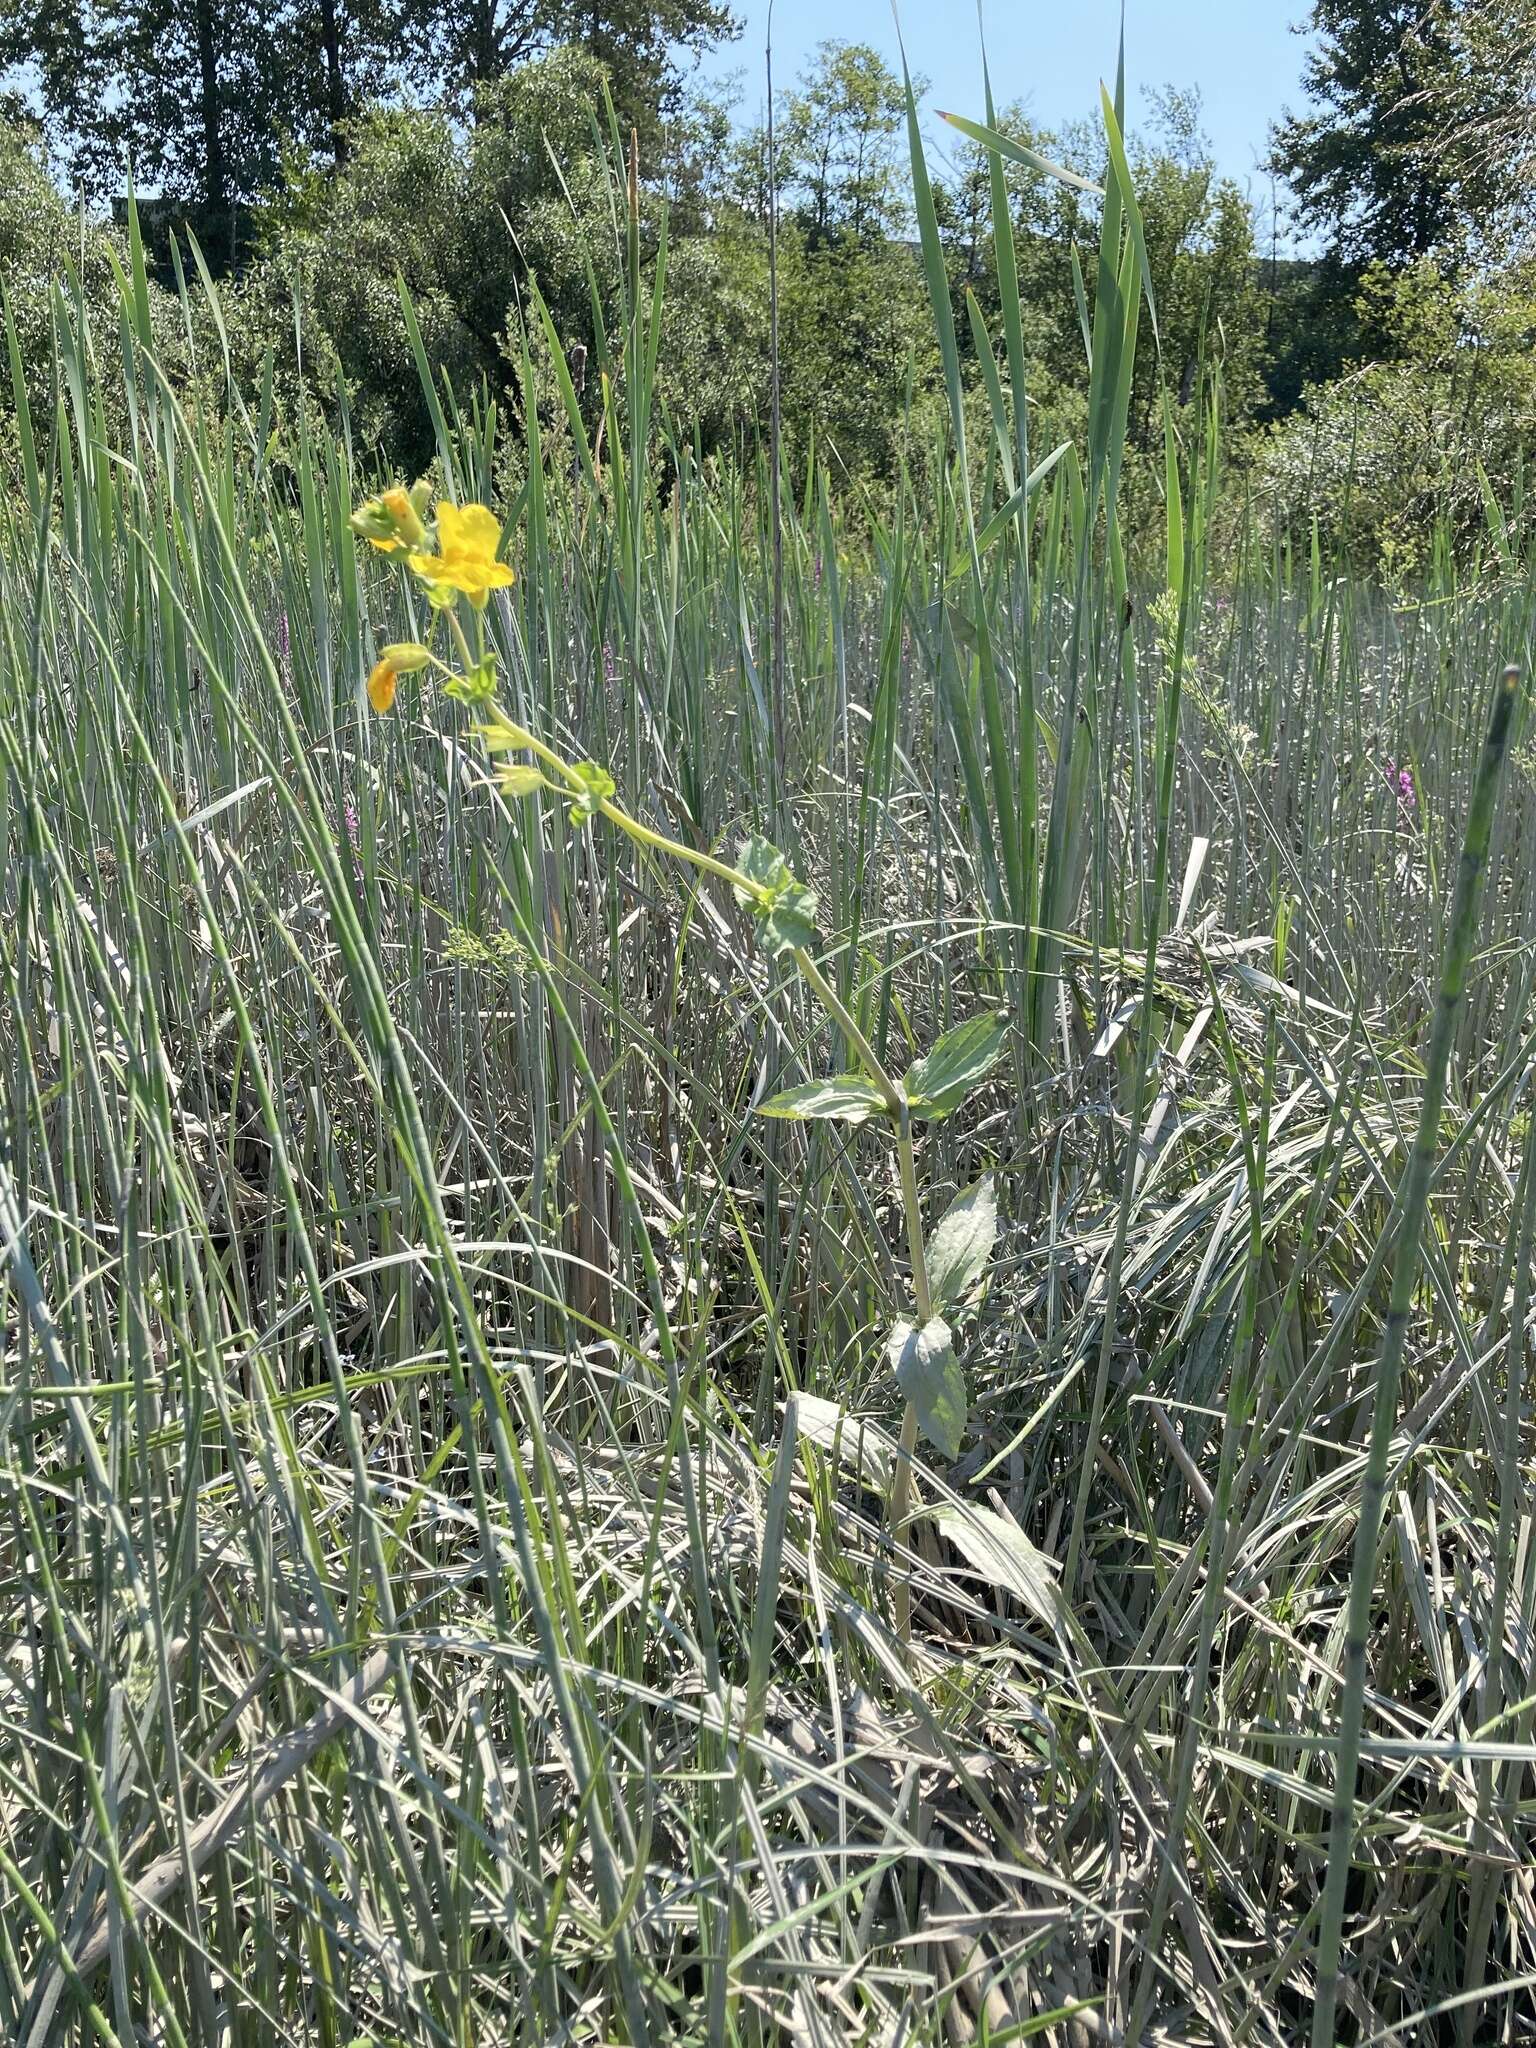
left=600, top=783, right=927, bottom=1647
left=1311, top=665, right=1520, bottom=2048
left=889, top=1107, right=933, bottom=1651
left=520, top=729, right=931, bottom=1649
left=445, top=605, right=479, bottom=676
left=596, top=798, right=766, bottom=899
left=790, top=946, right=903, bottom=1113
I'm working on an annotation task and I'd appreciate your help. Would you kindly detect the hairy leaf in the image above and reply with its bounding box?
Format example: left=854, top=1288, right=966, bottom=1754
left=734, top=834, right=819, bottom=956
left=567, top=761, right=616, bottom=821
left=759, top=883, right=818, bottom=956
left=933, top=1503, right=1067, bottom=1632
left=756, top=1075, right=891, bottom=1124
left=734, top=834, right=793, bottom=899
left=904, top=1011, right=1009, bottom=1120
left=925, top=1176, right=998, bottom=1313
left=886, top=1316, right=965, bottom=1459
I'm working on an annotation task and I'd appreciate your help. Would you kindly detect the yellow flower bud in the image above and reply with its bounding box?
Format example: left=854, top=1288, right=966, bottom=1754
left=379, top=641, right=431, bottom=672
left=381, top=486, right=427, bottom=549
left=350, top=485, right=429, bottom=554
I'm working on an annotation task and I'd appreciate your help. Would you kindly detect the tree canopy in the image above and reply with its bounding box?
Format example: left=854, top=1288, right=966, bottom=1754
left=1272, top=0, right=1535, bottom=269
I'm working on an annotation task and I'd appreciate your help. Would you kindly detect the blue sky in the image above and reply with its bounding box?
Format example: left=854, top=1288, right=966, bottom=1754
left=695, top=1, right=1317, bottom=241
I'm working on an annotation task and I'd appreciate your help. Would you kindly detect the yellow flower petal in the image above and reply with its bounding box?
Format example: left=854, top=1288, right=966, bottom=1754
left=408, top=502, right=513, bottom=607
left=437, top=501, right=501, bottom=557
left=367, top=657, right=399, bottom=714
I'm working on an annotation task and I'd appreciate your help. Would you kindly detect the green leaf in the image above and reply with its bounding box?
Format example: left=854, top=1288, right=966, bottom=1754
left=925, top=1176, right=998, bottom=1314
left=733, top=833, right=819, bottom=957
left=932, top=1503, right=1067, bottom=1632
left=887, top=1316, right=965, bottom=1460
left=759, top=882, right=817, bottom=956
left=903, top=1011, right=1009, bottom=1121
left=497, top=764, right=546, bottom=799
left=789, top=1393, right=895, bottom=1493
left=756, top=1075, right=891, bottom=1124
left=567, top=761, right=616, bottom=821
left=733, top=834, right=792, bottom=901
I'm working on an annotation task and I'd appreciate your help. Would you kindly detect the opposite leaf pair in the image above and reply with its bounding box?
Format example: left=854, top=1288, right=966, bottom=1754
left=756, top=1009, right=1009, bottom=1127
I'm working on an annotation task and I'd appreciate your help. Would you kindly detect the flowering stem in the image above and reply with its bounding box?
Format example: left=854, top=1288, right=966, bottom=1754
left=595, top=798, right=765, bottom=898
left=788, top=948, right=902, bottom=1114
left=445, top=608, right=479, bottom=677
left=503, top=726, right=931, bottom=1648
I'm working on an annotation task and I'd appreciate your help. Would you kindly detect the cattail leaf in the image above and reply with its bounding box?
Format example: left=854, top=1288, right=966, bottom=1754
left=936, top=109, right=1104, bottom=197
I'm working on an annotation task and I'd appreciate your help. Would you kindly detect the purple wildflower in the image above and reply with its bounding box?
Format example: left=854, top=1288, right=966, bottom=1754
left=276, top=612, right=290, bottom=666
left=343, top=799, right=359, bottom=848
left=602, top=642, right=618, bottom=686
left=1384, top=759, right=1417, bottom=815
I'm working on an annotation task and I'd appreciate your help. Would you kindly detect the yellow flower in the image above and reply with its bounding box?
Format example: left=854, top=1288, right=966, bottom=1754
left=408, top=502, right=515, bottom=609
left=366, top=642, right=429, bottom=715
left=350, top=483, right=428, bottom=553
left=368, top=656, right=401, bottom=714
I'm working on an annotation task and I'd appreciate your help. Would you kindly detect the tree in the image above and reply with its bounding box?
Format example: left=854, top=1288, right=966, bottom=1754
left=1417, top=0, right=1536, bottom=251
left=276, top=0, right=409, bottom=169
left=0, top=113, right=190, bottom=456
left=1, top=0, right=266, bottom=216
left=404, top=0, right=736, bottom=142
left=1259, top=252, right=1536, bottom=568
left=0, top=0, right=730, bottom=235
left=1270, top=0, right=1524, bottom=271
left=0, top=0, right=404, bottom=236
left=781, top=41, right=909, bottom=244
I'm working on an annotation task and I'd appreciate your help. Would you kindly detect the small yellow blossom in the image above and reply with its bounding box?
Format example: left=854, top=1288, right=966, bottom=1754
left=366, top=642, right=429, bottom=715
left=408, top=502, right=515, bottom=609
left=368, top=657, right=400, bottom=714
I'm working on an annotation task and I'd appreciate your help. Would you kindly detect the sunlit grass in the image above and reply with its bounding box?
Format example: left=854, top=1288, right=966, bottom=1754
left=1, top=84, right=1535, bottom=2048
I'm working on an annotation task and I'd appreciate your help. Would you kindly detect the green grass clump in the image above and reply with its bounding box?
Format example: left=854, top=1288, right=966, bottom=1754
left=2, top=79, right=1535, bottom=2048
